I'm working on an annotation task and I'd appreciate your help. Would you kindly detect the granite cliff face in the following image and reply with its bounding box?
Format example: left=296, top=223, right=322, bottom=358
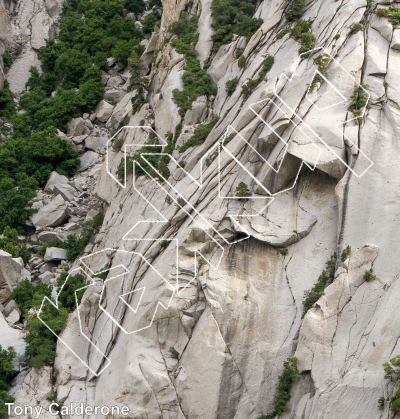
left=3, top=0, right=400, bottom=417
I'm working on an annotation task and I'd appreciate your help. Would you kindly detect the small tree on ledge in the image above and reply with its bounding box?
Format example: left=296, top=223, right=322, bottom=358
left=235, top=182, right=252, bottom=197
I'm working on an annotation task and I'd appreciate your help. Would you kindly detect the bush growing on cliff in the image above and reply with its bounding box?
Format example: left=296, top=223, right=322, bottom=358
left=258, top=357, right=301, bottom=418
left=285, top=0, right=305, bottom=21
left=302, top=253, right=336, bottom=316
left=0, top=81, right=15, bottom=119
left=225, top=77, right=239, bottom=95
left=349, top=82, right=369, bottom=119
left=0, top=345, right=16, bottom=418
left=179, top=116, right=220, bottom=152
left=380, top=354, right=400, bottom=413
left=210, top=0, right=263, bottom=51
left=170, top=12, right=217, bottom=116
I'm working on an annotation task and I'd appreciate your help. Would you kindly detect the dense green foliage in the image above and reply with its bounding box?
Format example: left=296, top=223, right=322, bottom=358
left=170, top=12, right=217, bottom=116
left=0, top=345, right=16, bottom=418
left=2, top=50, right=13, bottom=71
left=11, top=271, right=86, bottom=368
left=302, top=253, right=336, bottom=316
left=376, top=6, right=400, bottom=27
left=350, top=23, right=363, bottom=33
left=25, top=303, right=69, bottom=368
left=309, top=53, right=329, bottom=92
left=0, top=80, right=15, bottom=118
left=225, top=77, right=239, bottom=95
left=241, top=55, right=274, bottom=97
left=341, top=245, right=351, bottom=262
left=380, top=354, right=400, bottom=413
left=57, top=272, right=86, bottom=310
left=0, top=226, right=31, bottom=263
left=179, top=116, right=220, bottom=152
left=210, top=0, right=263, bottom=51
left=285, top=0, right=305, bottom=21
left=235, top=182, right=252, bottom=197
left=276, top=27, right=291, bottom=39
left=237, top=54, right=246, bottom=68
left=290, top=19, right=315, bottom=55
left=258, top=357, right=301, bottom=419
left=10, top=279, right=52, bottom=316
left=363, top=267, right=376, bottom=281
left=349, top=82, right=369, bottom=119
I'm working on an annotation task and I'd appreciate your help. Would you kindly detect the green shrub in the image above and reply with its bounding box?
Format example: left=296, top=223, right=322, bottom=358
left=363, top=268, right=376, bottom=281
left=0, top=345, right=16, bottom=418
left=285, top=0, right=305, bottom=22
left=276, top=27, right=291, bottom=39
left=225, top=77, right=239, bottom=95
left=0, top=226, right=31, bottom=263
left=210, top=0, right=263, bottom=51
left=238, top=54, right=246, bottom=68
left=0, top=174, right=38, bottom=234
left=179, top=116, right=219, bottom=152
left=170, top=12, right=217, bottom=116
left=350, top=23, right=363, bottom=33
left=302, top=253, right=336, bottom=316
left=10, top=279, right=52, bottom=316
left=142, top=10, right=161, bottom=34
left=259, top=56, right=274, bottom=78
left=309, top=53, right=329, bottom=91
left=378, top=396, right=385, bottom=409
left=241, top=79, right=260, bottom=97
left=57, top=272, right=86, bottom=310
left=341, top=245, right=351, bottom=262
left=2, top=50, right=13, bottom=71
left=376, top=8, right=389, bottom=18
left=334, top=33, right=341, bottom=40
left=124, top=0, right=145, bottom=13
left=381, top=354, right=400, bottom=414
left=0, top=80, right=16, bottom=119
left=378, top=5, right=400, bottom=27
left=349, top=82, right=369, bottom=119
left=258, top=357, right=301, bottom=419
left=235, top=182, right=252, bottom=197
left=289, top=19, right=315, bottom=55
left=160, top=240, right=171, bottom=248
left=280, top=248, right=288, bottom=256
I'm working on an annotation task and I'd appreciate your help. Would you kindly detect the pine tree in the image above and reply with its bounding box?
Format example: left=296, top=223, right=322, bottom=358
left=235, top=182, right=252, bottom=197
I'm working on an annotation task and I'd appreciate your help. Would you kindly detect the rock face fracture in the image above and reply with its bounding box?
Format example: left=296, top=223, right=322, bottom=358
left=1, top=0, right=400, bottom=417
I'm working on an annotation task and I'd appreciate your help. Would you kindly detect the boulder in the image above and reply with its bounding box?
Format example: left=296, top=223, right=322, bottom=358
left=56, top=129, right=68, bottom=140
left=85, top=136, right=109, bottom=153
left=44, top=171, right=70, bottom=193
left=31, top=195, right=69, bottom=228
left=104, top=88, right=125, bottom=102
left=0, top=256, right=28, bottom=304
left=183, top=96, right=208, bottom=125
left=44, top=247, right=67, bottom=262
left=12, top=257, right=24, bottom=267
left=84, top=119, right=94, bottom=130
left=107, top=75, right=124, bottom=87
left=107, top=57, right=117, bottom=67
left=38, top=231, right=66, bottom=244
left=67, top=117, right=86, bottom=136
left=0, top=315, right=25, bottom=369
left=77, top=151, right=100, bottom=172
left=72, top=134, right=88, bottom=144
left=101, top=72, right=110, bottom=86
left=95, top=100, right=114, bottom=122
left=6, top=307, right=21, bottom=326
left=38, top=271, right=55, bottom=285
left=0, top=250, right=11, bottom=257
left=39, top=262, right=58, bottom=274
left=392, top=29, right=400, bottom=50
left=53, top=183, right=78, bottom=202
left=3, top=300, right=17, bottom=317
